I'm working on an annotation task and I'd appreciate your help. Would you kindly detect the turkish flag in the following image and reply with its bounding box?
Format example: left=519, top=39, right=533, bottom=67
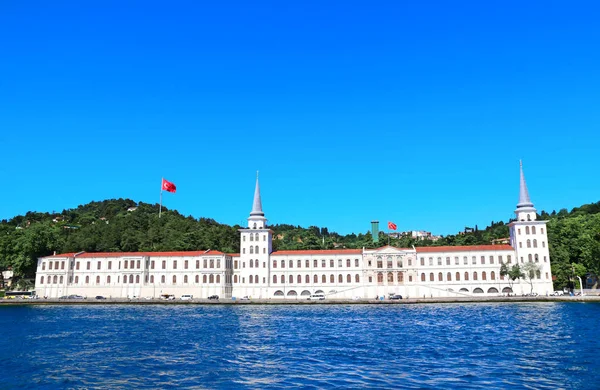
left=162, top=178, right=176, bottom=193
left=388, top=222, right=397, bottom=230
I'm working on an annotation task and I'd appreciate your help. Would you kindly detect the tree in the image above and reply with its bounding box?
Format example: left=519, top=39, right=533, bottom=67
left=506, top=264, right=524, bottom=293
left=571, top=263, right=587, bottom=289
left=521, top=262, right=541, bottom=294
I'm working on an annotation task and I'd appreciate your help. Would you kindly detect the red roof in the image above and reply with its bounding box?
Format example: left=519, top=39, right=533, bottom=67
left=372, top=245, right=412, bottom=251
left=42, top=250, right=224, bottom=258
left=272, top=249, right=362, bottom=256
left=415, top=245, right=513, bottom=253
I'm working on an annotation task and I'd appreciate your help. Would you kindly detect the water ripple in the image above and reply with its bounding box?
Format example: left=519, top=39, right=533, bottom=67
left=0, top=302, right=598, bottom=389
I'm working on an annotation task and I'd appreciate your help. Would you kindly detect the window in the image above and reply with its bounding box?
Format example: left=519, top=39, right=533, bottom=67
left=541, top=228, right=544, bottom=234
left=533, top=239, right=537, bottom=248
left=330, top=259, right=334, bottom=268
left=210, top=259, right=214, bottom=268
left=455, top=257, right=459, bottom=265
left=306, top=275, right=310, bottom=283
left=254, top=259, right=258, bottom=268
left=490, top=256, right=494, bottom=264
left=74, top=276, right=79, bottom=284
left=314, top=260, right=318, bottom=268
left=97, top=261, right=101, bottom=270
left=42, top=262, right=46, bottom=271
left=347, top=274, right=351, bottom=283
left=173, top=260, right=177, bottom=270
left=263, top=235, right=266, bottom=241
left=526, top=226, right=530, bottom=234
left=87, top=261, right=91, bottom=270
left=184, top=275, right=188, bottom=283
left=446, top=257, right=450, bottom=266
left=464, top=272, right=469, bottom=281
left=124, top=261, right=128, bottom=269
left=330, top=274, right=334, bottom=283
left=184, top=260, right=188, bottom=269
left=322, top=275, right=326, bottom=283
left=76, top=262, right=80, bottom=270
left=472, top=256, right=476, bottom=265
left=203, top=259, right=208, bottom=268
left=273, top=260, right=277, bottom=268
left=355, top=274, right=360, bottom=283
left=438, top=272, right=443, bottom=282
left=378, top=273, right=384, bottom=283
left=421, top=274, right=426, bottom=282
left=298, top=260, right=302, bottom=268
left=518, top=228, right=521, bottom=235
left=544, top=256, right=547, bottom=262
left=281, top=260, right=285, bottom=268
left=408, top=275, right=412, bottom=282
left=137, top=260, right=140, bottom=269
left=136, top=275, right=140, bottom=283
left=507, top=255, right=512, bottom=264
left=535, top=254, right=539, bottom=262
left=298, top=275, right=302, bottom=284
left=532, top=226, right=536, bottom=234
left=338, top=259, right=343, bottom=267
left=527, top=239, right=531, bottom=248
left=456, top=272, right=460, bottom=281
left=473, top=272, right=478, bottom=281
left=481, top=256, right=485, bottom=265
left=322, top=259, right=326, bottom=268
left=96, top=275, right=100, bottom=284
left=243, top=248, right=245, bottom=254
left=250, top=234, right=254, bottom=242
left=255, top=245, right=258, bottom=254
left=542, top=241, right=545, bottom=248
left=209, top=274, right=214, bottom=283
left=429, top=257, right=433, bottom=266
left=108, top=275, right=112, bottom=284
left=306, top=260, right=310, bottom=268
left=528, top=254, right=533, bottom=262
left=398, top=272, right=403, bottom=282
left=234, top=275, right=238, bottom=283
left=388, top=260, right=393, bottom=268
left=40, top=276, right=44, bottom=284
left=290, top=275, right=293, bottom=284
left=387, top=272, right=393, bottom=283
left=314, top=275, right=318, bottom=283
left=250, top=246, right=254, bottom=254
left=249, top=260, right=253, bottom=268
left=109, top=261, right=113, bottom=270
left=447, top=272, right=451, bottom=281
left=203, top=275, right=207, bottom=283
left=491, top=271, right=496, bottom=280
left=430, top=273, right=434, bottom=282
left=463, top=256, right=468, bottom=265
left=249, top=275, right=253, bottom=284
left=482, top=272, right=486, bottom=281
left=408, top=258, right=412, bottom=266
left=195, top=275, right=199, bottom=283
left=59, top=275, right=63, bottom=284
left=377, top=260, right=383, bottom=268
left=355, top=259, right=359, bottom=267
left=420, top=257, right=425, bottom=266
left=437, top=257, right=442, bottom=266
left=519, top=242, right=522, bottom=248
left=289, top=260, right=293, bottom=268
left=130, top=260, right=135, bottom=269
left=347, top=259, right=351, bottom=267
left=196, top=260, right=199, bottom=269
left=171, top=275, right=176, bottom=284
left=85, top=276, right=89, bottom=284
left=273, top=275, right=278, bottom=284
left=162, top=260, right=166, bottom=269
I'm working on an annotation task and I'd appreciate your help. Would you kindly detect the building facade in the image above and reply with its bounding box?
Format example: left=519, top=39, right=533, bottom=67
left=36, top=163, right=554, bottom=299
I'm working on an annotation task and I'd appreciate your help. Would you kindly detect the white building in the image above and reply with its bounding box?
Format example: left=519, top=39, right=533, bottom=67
left=35, top=163, right=554, bottom=299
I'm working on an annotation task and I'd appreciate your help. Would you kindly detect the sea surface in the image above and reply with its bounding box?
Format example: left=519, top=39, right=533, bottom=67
left=0, top=302, right=598, bottom=389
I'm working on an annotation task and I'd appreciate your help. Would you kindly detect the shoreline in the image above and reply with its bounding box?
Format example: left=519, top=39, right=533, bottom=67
left=1, top=295, right=599, bottom=306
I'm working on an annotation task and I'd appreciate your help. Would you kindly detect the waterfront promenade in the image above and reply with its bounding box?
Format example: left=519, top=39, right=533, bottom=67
left=2, top=295, right=599, bottom=305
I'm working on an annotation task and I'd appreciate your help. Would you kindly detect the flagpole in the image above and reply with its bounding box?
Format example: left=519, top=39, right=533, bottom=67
left=159, top=178, right=163, bottom=218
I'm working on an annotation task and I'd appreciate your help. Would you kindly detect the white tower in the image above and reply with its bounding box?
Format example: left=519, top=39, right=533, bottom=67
left=508, top=161, right=553, bottom=294
left=237, top=172, right=273, bottom=298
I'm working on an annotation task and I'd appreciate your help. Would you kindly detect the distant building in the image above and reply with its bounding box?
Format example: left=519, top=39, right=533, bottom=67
left=35, top=163, right=554, bottom=299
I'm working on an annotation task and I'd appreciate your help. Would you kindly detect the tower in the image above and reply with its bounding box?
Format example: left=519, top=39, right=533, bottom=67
left=508, top=161, right=553, bottom=294
left=237, top=172, right=273, bottom=298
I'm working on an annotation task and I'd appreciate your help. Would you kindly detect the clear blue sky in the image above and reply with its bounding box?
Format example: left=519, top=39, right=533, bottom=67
left=1, top=1, right=599, bottom=235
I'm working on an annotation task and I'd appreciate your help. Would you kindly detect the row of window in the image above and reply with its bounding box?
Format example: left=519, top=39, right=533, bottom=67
left=242, top=246, right=266, bottom=255
left=41, top=258, right=225, bottom=272
left=273, top=259, right=361, bottom=269
left=39, top=273, right=224, bottom=285
left=417, top=255, right=513, bottom=267
left=243, top=233, right=267, bottom=242
left=518, top=239, right=546, bottom=249
left=272, top=274, right=362, bottom=284
left=517, top=226, right=544, bottom=235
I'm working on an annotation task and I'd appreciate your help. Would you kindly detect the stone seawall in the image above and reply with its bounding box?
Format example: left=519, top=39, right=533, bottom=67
left=1, top=295, right=599, bottom=306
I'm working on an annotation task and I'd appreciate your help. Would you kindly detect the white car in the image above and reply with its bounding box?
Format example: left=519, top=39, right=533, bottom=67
left=240, top=296, right=250, bottom=301
left=180, top=295, right=193, bottom=301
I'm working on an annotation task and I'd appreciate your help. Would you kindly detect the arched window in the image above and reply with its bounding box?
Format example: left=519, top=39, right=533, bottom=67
left=59, top=276, right=63, bottom=284
left=203, top=275, right=207, bottom=283
left=249, top=275, right=253, bottom=284
left=128, top=275, right=133, bottom=283
left=526, top=226, right=530, bottom=234
left=536, top=270, right=541, bottom=279
left=429, top=273, right=434, bottom=282
left=85, top=276, right=89, bottom=284
left=456, top=272, right=460, bottom=281
left=322, top=275, right=327, bottom=283
left=491, top=271, right=496, bottom=280
left=532, top=226, right=536, bottom=234
left=289, top=260, right=293, bottom=268
left=250, top=233, right=254, bottom=241
left=195, top=275, right=199, bottom=283
left=387, top=272, right=393, bottom=282
left=255, top=233, right=259, bottom=241
left=74, top=276, right=79, bottom=284
left=184, top=275, right=188, bottom=283
left=243, top=236, right=246, bottom=241
left=249, top=260, right=253, bottom=268
left=464, top=272, right=469, bottom=281
left=161, top=275, right=166, bottom=283
left=527, top=215, right=531, bottom=221
left=378, top=272, right=384, bottom=283
left=234, top=275, right=238, bottom=283
left=438, top=272, right=443, bottom=282
left=533, top=239, right=537, bottom=248
left=96, top=275, right=100, bottom=284
left=398, top=272, right=403, bottom=282
left=482, top=271, right=486, bottom=281
left=447, top=272, right=451, bottom=281
left=289, top=275, right=293, bottom=284
left=527, top=239, right=531, bottom=248
left=314, top=275, right=318, bottom=283
left=528, top=254, right=533, bottom=262
left=273, top=275, right=277, bottom=284
left=347, top=274, right=351, bottom=283
left=108, top=275, right=112, bottom=284
left=171, top=275, right=176, bottom=284
left=281, top=260, right=285, bottom=268
left=473, top=272, right=478, bottom=281
left=355, top=274, right=360, bottom=283
left=253, top=222, right=256, bottom=229
left=421, top=273, right=425, bottom=282
left=330, top=274, right=334, bottom=283
left=339, top=274, right=343, bottom=283
left=243, top=248, right=246, bottom=254
left=209, top=274, right=214, bottom=283
left=535, top=254, right=539, bottom=262
left=305, top=275, right=310, bottom=283
left=255, top=245, right=259, bottom=254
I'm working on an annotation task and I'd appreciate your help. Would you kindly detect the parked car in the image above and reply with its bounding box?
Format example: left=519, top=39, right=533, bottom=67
left=240, top=296, right=250, bottom=301
left=160, top=294, right=176, bottom=300
left=180, top=295, right=193, bottom=301
left=308, top=293, right=325, bottom=300
left=389, top=294, right=403, bottom=300
left=552, top=291, right=564, bottom=296
left=68, top=295, right=85, bottom=299
left=95, top=296, right=106, bottom=300
left=208, top=295, right=219, bottom=300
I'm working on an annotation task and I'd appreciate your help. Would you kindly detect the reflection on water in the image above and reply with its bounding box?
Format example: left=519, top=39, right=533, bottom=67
left=0, top=303, right=598, bottom=389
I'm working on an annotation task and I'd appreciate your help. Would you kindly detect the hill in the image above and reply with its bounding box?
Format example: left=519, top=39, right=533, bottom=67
left=1, top=199, right=598, bottom=290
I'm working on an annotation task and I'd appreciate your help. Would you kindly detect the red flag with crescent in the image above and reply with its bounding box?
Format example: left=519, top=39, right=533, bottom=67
left=388, top=222, right=397, bottom=230
left=162, top=178, right=176, bottom=193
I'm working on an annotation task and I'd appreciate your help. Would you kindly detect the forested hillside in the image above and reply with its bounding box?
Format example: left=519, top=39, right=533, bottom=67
left=1, top=199, right=598, bottom=289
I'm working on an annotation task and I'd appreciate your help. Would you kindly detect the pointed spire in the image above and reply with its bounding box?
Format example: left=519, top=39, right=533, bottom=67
left=517, top=160, right=534, bottom=209
left=250, top=171, right=264, bottom=217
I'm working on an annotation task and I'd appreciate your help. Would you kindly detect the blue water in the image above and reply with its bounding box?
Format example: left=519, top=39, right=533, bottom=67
left=0, top=303, right=598, bottom=389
